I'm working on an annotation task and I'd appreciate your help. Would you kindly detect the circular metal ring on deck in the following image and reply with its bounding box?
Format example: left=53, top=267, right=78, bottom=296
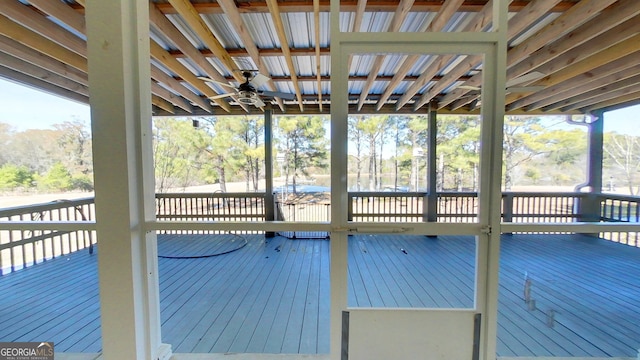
left=157, top=233, right=248, bottom=259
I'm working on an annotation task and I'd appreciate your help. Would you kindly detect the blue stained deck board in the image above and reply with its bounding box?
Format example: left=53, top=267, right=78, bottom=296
left=1, top=233, right=639, bottom=357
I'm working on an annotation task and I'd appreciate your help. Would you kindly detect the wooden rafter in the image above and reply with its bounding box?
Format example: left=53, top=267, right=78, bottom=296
left=507, top=0, right=640, bottom=81
left=505, top=35, right=640, bottom=109
left=0, top=52, right=88, bottom=95
left=356, top=0, right=416, bottom=110
left=551, top=75, right=640, bottom=112
left=0, top=35, right=87, bottom=85
left=437, top=0, right=564, bottom=110
left=376, top=0, right=467, bottom=111
left=167, top=0, right=244, bottom=84
left=149, top=41, right=215, bottom=112
left=215, top=0, right=285, bottom=111
left=523, top=56, right=640, bottom=111
left=153, top=1, right=577, bottom=15
left=441, top=0, right=620, bottom=111
left=152, top=95, right=175, bottom=114
left=313, top=0, right=322, bottom=111
left=0, top=64, right=88, bottom=104
left=506, top=18, right=640, bottom=110
left=0, top=0, right=86, bottom=57
left=265, top=0, right=304, bottom=111
left=508, top=0, right=618, bottom=68
left=0, top=14, right=86, bottom=72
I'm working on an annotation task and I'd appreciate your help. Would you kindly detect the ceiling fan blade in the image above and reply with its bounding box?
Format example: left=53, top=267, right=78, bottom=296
left=260, top=90, right=296, bottom=100
left=198, top=76, right=236, bottom=89
left=458, top=85, right=481, bottom=91
left=250, top=73, right=270, bottom=88
left=253, top=97, right=266, bottom=108
left=505, top=71, right=545, bottom=88
left=506, top=85, right=545, bottom=93
left=209, top=93, right=234, bottom=100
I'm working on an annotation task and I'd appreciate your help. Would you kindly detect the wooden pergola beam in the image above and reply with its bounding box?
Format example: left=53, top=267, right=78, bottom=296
left=507, top=0, right=640, bottom=81
left=216, top=0, right=285, bottom=111
left=441, top=0, right=621, bottom=111
left=0, top=64, right=89, bottom=104
left=265, top=0, right=304, bottom=111
left=0, top=35, right=87, bottom=85
left=0, top=0, right=87, bottom=57
left=149, top=61, right=212, bottom=113
left=0, top=15, right=86, bottom=72
left=167, top=0, right=244, bottom=84
left=523, top=57, right=640, bottom=111
left=152, top=1, right=577, bottom=15
left=385, top=0, right=482, bottom=111
left=0, top=52, right=88, bottom=95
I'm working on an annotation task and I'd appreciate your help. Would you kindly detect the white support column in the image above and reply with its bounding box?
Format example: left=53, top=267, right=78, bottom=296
left=476, top=1, right=508, bottom=360
left=86, top=1, right=170, bottom=359
left=330, top=0, right=350, bottom=359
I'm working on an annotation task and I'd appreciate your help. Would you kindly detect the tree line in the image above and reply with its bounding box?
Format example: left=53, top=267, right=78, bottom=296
left=0, top=120, right=92, bottom=193
left=1, top=115, right=638, bottom=194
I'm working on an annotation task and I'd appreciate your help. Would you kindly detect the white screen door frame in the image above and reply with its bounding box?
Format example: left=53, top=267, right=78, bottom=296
left=328, top=2, right=508, bottom=360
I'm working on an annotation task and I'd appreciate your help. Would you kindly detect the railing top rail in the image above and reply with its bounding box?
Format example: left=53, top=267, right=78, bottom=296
left=0, top=197, right=95, bottom=218
left=502, top=191, right=586, bottom=197
left=155, top=192, right=266, bottom=199
left=349, top=191, right=428, bottom=197
left=599, top=193, right=640, bottom=202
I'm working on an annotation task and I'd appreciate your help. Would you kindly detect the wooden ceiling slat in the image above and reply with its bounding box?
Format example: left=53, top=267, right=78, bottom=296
left=0, top=35, right=87, bottom=85
left=154, top=1, right=577, bottom=15
left=581, top=91, right=640, bottom=113
left=508, top=0, right=640, bottom=81
left=414, top=55, right=483, bottom=110
left=507, top=0, right=617, bottom=68
left=151, top=94, right=176, bottom=114
left=417, top=0, right=555, bottom=111
left=149, top=61, right=212, bottom=113
left=0, top=52, right=88, bottom=95
left=523, top=59, right=640, bottom=111
left=0, top=15, right=86, bottom=72
left=441, top=0, right=619, bottom=111
left=0, top=0, right=87, bottom=57
left=559, top=82, right=640, bottom=113
left=149, top=3, right=228, bottom=88
left=151, top=81, right=193, bottom=113
left=378, top=0, right=493, bottom=111
left=548, top=74, right=640, bottom=112
left=167, top=0, right=245, bottom=84
left=506, top=34, right=640, bottom=109
left=216, top=0, right=285, bottom=111
left=0, top=64, right=89, bottom=104
left=506, top=18, right=640, bottom=110
left=27, top=0, right=85, bottom=34
left=265, top=0, right=304, bottom=111
left=313, top=0, right=322, bottom=111
left=355, top=0, right=417, bottom=110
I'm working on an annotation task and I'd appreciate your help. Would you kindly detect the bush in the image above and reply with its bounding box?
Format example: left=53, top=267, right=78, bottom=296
left=37, top=163, right=73, bottom=191
left=0, top=164, right=34, bottom=190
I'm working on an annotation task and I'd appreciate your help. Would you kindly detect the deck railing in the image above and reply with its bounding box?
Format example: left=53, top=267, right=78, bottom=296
left=155, top=192, right=265, bottom=234
left=1, top=191, right=639, bottom=274
left=0, top=198, right=96, bottom=274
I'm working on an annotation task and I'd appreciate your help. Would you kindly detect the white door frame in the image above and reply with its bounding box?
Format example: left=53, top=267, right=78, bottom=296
left=328, top=2, right=508, bottom=359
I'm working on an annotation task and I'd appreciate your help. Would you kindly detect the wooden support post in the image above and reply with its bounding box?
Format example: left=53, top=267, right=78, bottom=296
left=426, top=101, right=438, bottom=223
left=264, top=107, right=276, bottom=238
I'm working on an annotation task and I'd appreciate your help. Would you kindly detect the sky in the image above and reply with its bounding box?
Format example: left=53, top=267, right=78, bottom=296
left=0, top=77, right=638, bottom=134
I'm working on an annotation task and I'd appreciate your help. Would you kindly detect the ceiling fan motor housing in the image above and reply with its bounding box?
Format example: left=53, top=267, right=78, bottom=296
left=238, top=90, right=258, bottom=104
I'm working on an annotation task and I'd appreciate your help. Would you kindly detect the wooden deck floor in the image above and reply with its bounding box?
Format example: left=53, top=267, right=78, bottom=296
left=0, top=233, right=639, bottom=357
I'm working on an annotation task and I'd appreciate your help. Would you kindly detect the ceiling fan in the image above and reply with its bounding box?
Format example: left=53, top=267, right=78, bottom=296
left=458, top=71, right=546, bottom=93
left=199, top=70, right=296, bottom=108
